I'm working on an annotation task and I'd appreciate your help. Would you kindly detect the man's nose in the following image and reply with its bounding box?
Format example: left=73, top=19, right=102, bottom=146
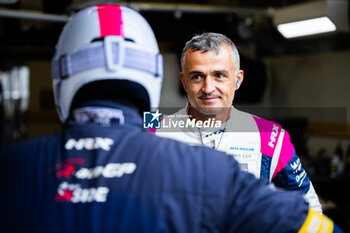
left=201, top=77, right=215, bottom=94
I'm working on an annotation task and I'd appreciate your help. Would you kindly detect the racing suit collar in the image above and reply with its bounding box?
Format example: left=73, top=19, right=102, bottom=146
left=183, top=103, right=232, bottom=143
left=185, top=103, right=233, bottom=132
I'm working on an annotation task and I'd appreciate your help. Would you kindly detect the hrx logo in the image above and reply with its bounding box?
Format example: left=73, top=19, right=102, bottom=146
left=268, top=124, right=280, bottom=148
left=143, top=109, right=162, bottom=129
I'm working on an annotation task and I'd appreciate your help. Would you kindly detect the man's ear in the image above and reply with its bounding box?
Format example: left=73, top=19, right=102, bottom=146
left=235, top=70, right=244, bottom=90
left=180, top=72, right=187, bottom=92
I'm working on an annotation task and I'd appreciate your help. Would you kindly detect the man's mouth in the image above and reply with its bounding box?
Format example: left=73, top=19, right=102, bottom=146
left=198, top=95, right=221, bottom=103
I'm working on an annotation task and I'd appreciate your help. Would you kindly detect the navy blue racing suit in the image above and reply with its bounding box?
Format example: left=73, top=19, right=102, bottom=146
left=0, top=101, right=330, bottom=233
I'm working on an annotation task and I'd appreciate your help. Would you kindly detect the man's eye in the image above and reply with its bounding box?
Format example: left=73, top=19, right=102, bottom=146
left=191, top=75, right=201, bottom=80
left=216, top=73, right=225, bottom=78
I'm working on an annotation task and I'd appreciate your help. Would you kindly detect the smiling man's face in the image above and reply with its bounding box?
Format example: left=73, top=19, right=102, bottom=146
left=180, top=43, right=243, bottom=121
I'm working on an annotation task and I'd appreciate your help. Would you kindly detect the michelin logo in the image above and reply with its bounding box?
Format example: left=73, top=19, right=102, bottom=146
left=143, top=109, right=162, bottom=129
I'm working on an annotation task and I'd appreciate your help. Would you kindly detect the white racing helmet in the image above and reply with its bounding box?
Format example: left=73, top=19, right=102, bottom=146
left=51, top=4, right=163, bottom=122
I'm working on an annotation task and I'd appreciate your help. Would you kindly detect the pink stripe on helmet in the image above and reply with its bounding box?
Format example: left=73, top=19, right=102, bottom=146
left=97, top=5, right=124, bottom=37
left=271, top=131, right=295, bottom=179
left=252, top=116, right=281, bottom=157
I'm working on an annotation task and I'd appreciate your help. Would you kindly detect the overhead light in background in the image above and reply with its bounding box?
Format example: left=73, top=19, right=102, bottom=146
left=273, top=0, right=349, bottom=39
left=277, top=16, right=336, bottom=39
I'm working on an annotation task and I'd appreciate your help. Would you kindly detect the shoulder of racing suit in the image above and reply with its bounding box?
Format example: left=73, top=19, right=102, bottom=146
left=251, top=113, right=323, bottom=213
left=251, top=115, right=310, bottom=190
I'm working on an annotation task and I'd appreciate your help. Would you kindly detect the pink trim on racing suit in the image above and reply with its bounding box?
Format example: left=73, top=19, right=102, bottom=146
left=252, top=116, right=281, bottom=158
left=253, top=116, right=294, bottom=178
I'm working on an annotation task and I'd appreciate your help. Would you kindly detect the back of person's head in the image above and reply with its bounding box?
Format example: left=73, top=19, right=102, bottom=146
left=180, top=32, right=240, bottom=73
left=51, top=4, right=163, bottom=122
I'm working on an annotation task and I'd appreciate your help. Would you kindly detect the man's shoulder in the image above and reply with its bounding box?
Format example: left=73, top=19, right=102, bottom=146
left=251, top=115, right=282, bottom=133
left=232, top=108, right=283, bottom=133
left=233, top=108, right=294, bottom=156
left=228, top=107, right=282, bottom=133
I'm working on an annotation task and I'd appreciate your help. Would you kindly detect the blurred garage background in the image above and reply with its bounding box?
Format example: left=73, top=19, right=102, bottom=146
left=0, top=0, right=349, bottom=231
